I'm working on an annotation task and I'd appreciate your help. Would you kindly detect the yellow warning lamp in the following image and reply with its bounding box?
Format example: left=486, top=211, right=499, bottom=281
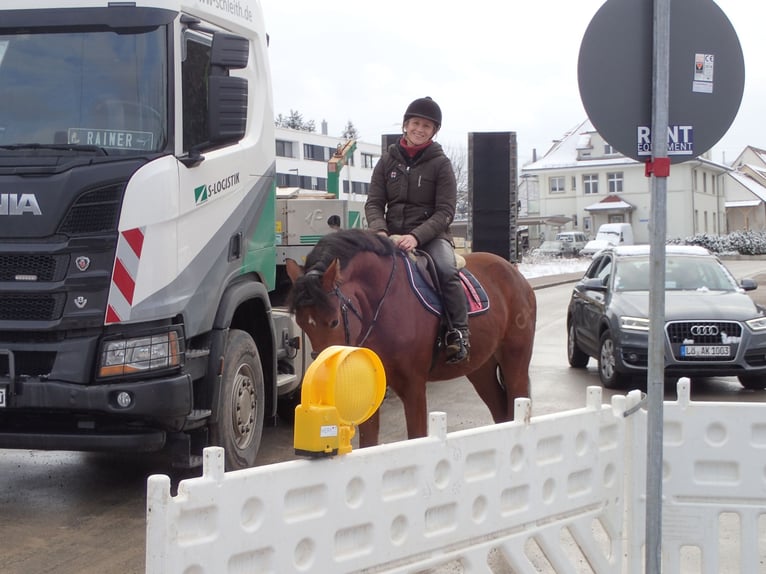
left=294, top=345, right=386, bottom=457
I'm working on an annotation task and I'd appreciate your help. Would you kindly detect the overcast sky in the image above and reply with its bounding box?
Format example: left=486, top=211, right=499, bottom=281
left=261, top=1, right=765, bottom=167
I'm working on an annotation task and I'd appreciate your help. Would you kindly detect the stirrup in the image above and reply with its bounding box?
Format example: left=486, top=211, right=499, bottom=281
left=445, top=329, right=470, bottom=364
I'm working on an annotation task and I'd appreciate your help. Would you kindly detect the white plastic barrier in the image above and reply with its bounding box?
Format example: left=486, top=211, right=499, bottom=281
left=146, top=387, right=638, bottom=573
left=146, top=382, right=766, bottom=573
left=627, top=380, right=766, bottom=573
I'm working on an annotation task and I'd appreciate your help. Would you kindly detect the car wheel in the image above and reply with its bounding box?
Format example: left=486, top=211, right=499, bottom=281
left=209, top=329, right=265, bottom=471
left=567, top=322, right=590, bottom=368
left=738, top=375, right=766, bottom=390
left=598, top=330, right=628, bottom=389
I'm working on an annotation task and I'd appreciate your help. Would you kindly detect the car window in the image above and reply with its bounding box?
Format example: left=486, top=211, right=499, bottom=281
left=596, top=258, right=613, bottom=286
left=665, top=256, right=738, bottom=291
left=615, top=260, right=650, bottom=291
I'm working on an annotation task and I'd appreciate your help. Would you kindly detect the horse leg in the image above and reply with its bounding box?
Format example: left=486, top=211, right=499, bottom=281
left=466, top=358, right=512, bottom=422
left=496, top=346, right=532, bottom=417
left=358, top=409, right=380, bottom=448
left=394, top=378, right=429, bottom=439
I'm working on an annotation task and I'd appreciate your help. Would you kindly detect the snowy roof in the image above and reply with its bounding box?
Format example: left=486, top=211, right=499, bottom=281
left=727, top=170, right=766, bottom=203
left=585, top=194, right=635, bottom=212
left=725, top=199, right=761, bottom=208
left=523, top=118, right=729, bottom=172
left=522, top=119, right=641, bottom=171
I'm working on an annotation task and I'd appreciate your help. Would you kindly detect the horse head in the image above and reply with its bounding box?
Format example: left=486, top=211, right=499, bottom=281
left=286, top=257, right=349, bottom=356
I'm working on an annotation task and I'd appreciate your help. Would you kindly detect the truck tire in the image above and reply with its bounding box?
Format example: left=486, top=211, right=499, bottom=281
left=210, top=329, right=265, bottom=470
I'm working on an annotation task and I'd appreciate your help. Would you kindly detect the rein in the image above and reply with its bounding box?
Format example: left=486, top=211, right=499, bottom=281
left=332, top=252, right=397, bottom=347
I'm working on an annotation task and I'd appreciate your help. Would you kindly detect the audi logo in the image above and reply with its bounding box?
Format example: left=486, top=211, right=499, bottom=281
left=690, top=325, right=719, bottom=336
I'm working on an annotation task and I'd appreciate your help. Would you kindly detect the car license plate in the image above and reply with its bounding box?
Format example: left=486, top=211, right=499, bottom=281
left=0, top=386, right=5, bottom=407
left=681, top=345, right=730, bottom=357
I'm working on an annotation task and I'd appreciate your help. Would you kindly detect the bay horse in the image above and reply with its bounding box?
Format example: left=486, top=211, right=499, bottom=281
left=286, top=228, right=536, bottom=447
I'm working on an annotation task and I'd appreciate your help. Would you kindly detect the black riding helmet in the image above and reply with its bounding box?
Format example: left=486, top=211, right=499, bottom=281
left=403, top=96, right=442, bottom=129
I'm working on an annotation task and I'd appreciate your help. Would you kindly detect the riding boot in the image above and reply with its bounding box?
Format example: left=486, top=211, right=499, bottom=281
left=445, top=327, right=470, bottom=364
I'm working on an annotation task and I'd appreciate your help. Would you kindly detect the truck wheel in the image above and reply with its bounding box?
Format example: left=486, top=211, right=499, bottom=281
left=210, top=329, right=265, bottom=470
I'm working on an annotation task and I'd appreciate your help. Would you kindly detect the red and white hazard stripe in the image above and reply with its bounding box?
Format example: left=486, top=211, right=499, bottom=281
left=105, top=227, right=145, bottom=324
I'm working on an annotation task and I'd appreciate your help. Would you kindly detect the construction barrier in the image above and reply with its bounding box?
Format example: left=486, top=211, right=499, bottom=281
left=145, top=382, right=766, bottom=573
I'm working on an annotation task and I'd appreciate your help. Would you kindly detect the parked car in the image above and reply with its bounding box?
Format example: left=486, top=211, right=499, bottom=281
left=566, top=245, right=766, bottom=389
left=579, top=223, right=634, bottom=257
left=532, top=240, right=569, bottom=257
left=555, top=231, right=589, bottom=255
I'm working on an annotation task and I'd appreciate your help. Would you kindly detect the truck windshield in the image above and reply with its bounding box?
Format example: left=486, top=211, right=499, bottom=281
left=0, top=27, right=167, bottom=154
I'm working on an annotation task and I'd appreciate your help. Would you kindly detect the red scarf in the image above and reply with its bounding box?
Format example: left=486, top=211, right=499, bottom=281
left=399, top=136, right=432, bottom=158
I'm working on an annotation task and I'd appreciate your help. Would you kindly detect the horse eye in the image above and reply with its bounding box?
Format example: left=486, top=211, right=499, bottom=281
left=329, top=319, right=339, bottom=329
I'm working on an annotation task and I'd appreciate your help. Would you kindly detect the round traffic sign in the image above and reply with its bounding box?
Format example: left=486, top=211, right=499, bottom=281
left=578, top=0, right=744, bottom=163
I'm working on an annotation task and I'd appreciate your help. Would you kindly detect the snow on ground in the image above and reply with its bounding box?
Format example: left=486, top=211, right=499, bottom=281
left=516, top=256, right=590, bottom=279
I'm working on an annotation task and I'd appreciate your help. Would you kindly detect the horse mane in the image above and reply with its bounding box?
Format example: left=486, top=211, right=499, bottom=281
left=287, top=229, right=395, bottom=314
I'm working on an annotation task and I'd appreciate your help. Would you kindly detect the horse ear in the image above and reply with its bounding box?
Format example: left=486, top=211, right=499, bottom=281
left=285, top=258, right=304, bottom=284
left=322, top=258, right=342, bottom=291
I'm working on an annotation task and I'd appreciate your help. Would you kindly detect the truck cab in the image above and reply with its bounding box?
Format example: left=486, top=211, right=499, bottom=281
left=0, top=1, right=307, bottom=470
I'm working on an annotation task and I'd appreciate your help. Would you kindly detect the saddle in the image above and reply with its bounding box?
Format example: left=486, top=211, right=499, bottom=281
left=399, top=250, right=490, bottom=318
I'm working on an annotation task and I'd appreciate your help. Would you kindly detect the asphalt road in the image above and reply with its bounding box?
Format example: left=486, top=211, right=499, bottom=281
left=2, top=257, right=766, bottom=574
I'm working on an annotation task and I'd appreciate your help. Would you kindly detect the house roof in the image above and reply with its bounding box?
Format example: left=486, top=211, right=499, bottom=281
left=725, top=199, right=761, bottom=208
left=523, top=118, right=729, bottom=172
left=523, top=119, right=640, bottom=171
left=728, top=171, right=766, bottom=203
left=585, top=194, right=635, bottom=212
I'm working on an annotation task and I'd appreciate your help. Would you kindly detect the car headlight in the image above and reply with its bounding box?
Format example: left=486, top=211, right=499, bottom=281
left=620, top=316, right=650, bottom=331
left=99, top=330, right=182, bottom=378
left=746, top=317, right=766, bottom=332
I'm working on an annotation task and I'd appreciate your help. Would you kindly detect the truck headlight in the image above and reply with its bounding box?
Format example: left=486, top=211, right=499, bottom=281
left=99, top=330, right=181, bottom=378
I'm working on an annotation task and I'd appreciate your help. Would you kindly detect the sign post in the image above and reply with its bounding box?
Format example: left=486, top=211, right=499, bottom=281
left=578, top=0, right=744, bottom=570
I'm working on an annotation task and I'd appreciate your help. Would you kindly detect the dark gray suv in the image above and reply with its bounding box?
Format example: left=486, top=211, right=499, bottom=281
left=566, top=245, right=766, bottom=389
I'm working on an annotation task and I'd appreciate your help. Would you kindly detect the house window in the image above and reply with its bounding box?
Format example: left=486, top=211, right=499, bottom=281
left=583, top=216, right=592, bottom=232
left=583, top=174, right=599, bottom=195
left=303, top=143, right=331, bottom=161
left=703, top=172, right=707, bottom=193
left=549, top=176, right=565, bottom=194
left=571, top=176, right=576, bottom=191
left=604, top=144, right=615, bottom=155
left=276, top=140, right=295, bottom=158
left=607, top=172, right=623, bottom=193
left=362, top=152, right=375, bottom=168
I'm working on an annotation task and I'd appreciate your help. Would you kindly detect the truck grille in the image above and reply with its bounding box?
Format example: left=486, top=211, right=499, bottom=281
left=58, top=184, right=123, bottom=235
left=0, top=351, right=56, bottom=378
left=0, top=294, right=66, bottom=321
left=0, top=254, right=69, bottom=282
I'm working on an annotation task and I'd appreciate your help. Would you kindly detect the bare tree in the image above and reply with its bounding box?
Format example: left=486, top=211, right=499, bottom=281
left=275, top=110, right=316, bottom=132
left=341, top=120, right=359, bottom=140
left=444, top=144, right=469, bottom=220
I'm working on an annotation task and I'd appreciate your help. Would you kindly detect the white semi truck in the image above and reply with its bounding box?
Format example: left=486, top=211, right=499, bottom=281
left=0, top=0, right=311, bottom=470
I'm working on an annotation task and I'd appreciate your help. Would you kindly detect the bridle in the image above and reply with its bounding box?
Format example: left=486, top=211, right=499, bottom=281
left=308, top=252, right=397, bottom=353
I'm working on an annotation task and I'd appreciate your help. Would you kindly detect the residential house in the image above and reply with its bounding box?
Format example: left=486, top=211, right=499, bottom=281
left=724, top=146, right=766, bottom=231
left=519, top=120, right=730, bottom=245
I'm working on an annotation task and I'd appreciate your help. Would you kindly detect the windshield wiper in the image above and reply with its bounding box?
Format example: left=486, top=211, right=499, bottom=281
left=0, top=143, right=109, bottom=156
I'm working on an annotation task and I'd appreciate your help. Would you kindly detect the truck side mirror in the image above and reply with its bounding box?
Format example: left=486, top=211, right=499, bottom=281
left=208, top=76, right=247, bottom=145
left=206, top=32, right=249, bottom=148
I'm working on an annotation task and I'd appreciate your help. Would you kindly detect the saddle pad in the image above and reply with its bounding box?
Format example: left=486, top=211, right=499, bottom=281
left=401, top=252, right=490, bottom=318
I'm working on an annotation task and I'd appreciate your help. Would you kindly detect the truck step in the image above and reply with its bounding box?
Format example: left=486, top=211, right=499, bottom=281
left=277, top=372, right=298, bottom=389
left=182, top=409, right=212, bottom=431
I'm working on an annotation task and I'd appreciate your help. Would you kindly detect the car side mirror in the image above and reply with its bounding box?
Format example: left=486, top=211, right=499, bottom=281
left=579, top=277, right=607, bottom=291
left=740, top=278, right=757, bottom=291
